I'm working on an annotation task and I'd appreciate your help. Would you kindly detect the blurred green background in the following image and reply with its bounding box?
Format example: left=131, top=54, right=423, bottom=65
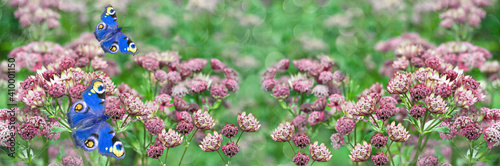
left=1, top=0, right=500, bottom=165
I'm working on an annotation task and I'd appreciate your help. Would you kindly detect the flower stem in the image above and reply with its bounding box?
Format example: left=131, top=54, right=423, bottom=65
left=236, top=131, right=244, bottom=145
left=217, top=150, right=226, bottom=163
left=468, top=141, right=474, bottom=165
left=411, top=133, right=424, bottom=165
left=27, top=141, right=32, bottom=165
left=178, top=128, right=199, bottom=166
left=120, top=114, right=131, bottom=130
left=287, top=140, right=296, bottom=154
left=143, top=125, right=147, bottom=166
left=310, top=160, right=315, bottom=166
left=385, top=141, right=395, bottom=166
left=164, top=148, right=169, bottom=164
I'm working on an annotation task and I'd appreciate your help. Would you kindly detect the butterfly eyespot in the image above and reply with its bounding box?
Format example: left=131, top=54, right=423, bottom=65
left=96, top=22, right=107, bottom=31
left=84, top=136, right=98, bottom=151
left=128, top=42, right=137, bottom=53
left=112, top=141, right=125, bottom=157
left=92, top=81, right=106, bottom=94
left=109, top=43, right=119, bottom=54
left=72, top=101, right=88, bottom=113
left=106, top=6, right=115, bottom=15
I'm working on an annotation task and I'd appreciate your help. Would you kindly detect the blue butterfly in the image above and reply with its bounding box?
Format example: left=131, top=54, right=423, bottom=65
left=67, top=79, right=125, bottom=160
left=94, top=5, right=138, bottom=55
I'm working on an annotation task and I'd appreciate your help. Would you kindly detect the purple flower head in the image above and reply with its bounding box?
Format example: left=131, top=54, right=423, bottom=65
left=57, top=57, right=76, bottom=73
left=221, top=123, right=239, bottom=139
left=393, top=57, right=409, bottom=70
left=147, top=142, right=164, bottom=159
left=333, top=70, right=345, bottom=83
left=154, top=70, right=167, bottom=83
left=237, top=111, right=261, bottom=132
left=483, top=108, right=500, bottom=124
left=271, top=121, right=295, bottom=142
left=312, top=97, right=327, bottom=111
left=292, top=79, right=313, bottom=93
left=461, top=123, right=481, bottom=141
left=349, top=141, right=372, bottom=162
left=354, top=93, right=379, bottom=116
left=411, top=57, right=425, bottom=68
left=425, top=94, right=448, bottom=114
left=199, top=131, right=223, bottom=152
left=22, top=86, right=46, bottom=108
left=186, top=103, right=200, bottom=113
left=376, top=103, right=396, bottom=121
left=293, top=152, right=310, bottom=166
left=155, top=94, right=172, bottom=110
left=309, top=141, right=332, bottom=162
left=327, top=94, right=345, bottom=110
left=223, top=79, right=239, bottom=92
left=183, top=58, right=207, bottom=72
left=410, top=83, right=431, bottom=100
left=18, top=123, right=39, bottom=141
left=144, top=117, right=165, bottom=135
left=188, top=79, right=208, bottom=93
left=484, top=125, right=500, bottom=149
left=222, top=142, right=239, bottom=157
left=312, top=85, right=329, bottom=98
left=387, top=122, right=410, bottom=142
left=372, top=153, right=389, bottom=166
left=224, top=68, right=239, bottom=80
left=261, top=79, right=277, bottom=91
left=173, top=97, right=188, bottom=111
left=193, top=110, right=215, bottom=130
left=335, top=117, right=356, bottom=135
left=330, top=133, right=345, bottom=150
left=417, top=156, right=438, bottom=166
left=454, top=86, right=478, bottom=108
left=158, top=128, right=183, bottom=148
left=174, top=111, right=192, bottom=123
left=433, top=83, right=452, bottom=98
left=271, top=84, right=290, bottom=99
left=293, top=133, right=311, bottom=149
left=387, top=71, right=412, bottom=94
left=48, top=81, right=67, bottom=98
left=210, top=84, right=229, bottom=99
left=62, top=156, right=83, bottom=166
left=292, top=114, right=308, bottom=128
left=69, top=83, right=86, bottom=99
left=318, top=71, right=333, bottom=84
left=176, top=121, right=194, bottom=135
left=395, top=44, right=425, bottom=58
left=308, top=111, right=325, bottom=126
left=210, top=59, right=226, bottom=72
left=171, top=84, right=188, bottom=97
left=274, top=59, right=290, bottom=72
left=370, top=133, right=388, bottom=149
left=166, top=71, right=181, bottom=84
left=409, top=104, right=426, bottom=119
left=300, top=103, right=314, bottom=114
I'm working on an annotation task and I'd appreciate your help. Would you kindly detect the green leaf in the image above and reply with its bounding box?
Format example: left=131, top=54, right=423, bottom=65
left=423, top=119, right=440, bottom=131
left=393, top=155, right=401, bottom=166
left=51, top=126, right=71, bottom=133
left=279, top=99, right=288, bottom=109
left=211, top=99, right=222, bottom=109
left=429, top=126, right=449, bottom=133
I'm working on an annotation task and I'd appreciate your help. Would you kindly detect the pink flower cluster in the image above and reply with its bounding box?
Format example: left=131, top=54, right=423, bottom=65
left=437, top=0, right=491, bottom=28
left=10, top=0, right=61, bottom=28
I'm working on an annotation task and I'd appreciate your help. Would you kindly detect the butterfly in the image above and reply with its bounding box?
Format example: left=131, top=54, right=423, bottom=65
left=67, top=79, right=125, bottom=160
left=94, top=5, right=138, bottom=55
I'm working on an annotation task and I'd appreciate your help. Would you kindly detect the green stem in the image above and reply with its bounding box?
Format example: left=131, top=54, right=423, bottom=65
left=411, top=133, right=424, bottom=165
left=143, top=125, right=147, bottom=166
left=386, top=141, right=395, bottom=166
left=287, top=141, right=296, bottom=154
left=27, top=141, right=31, bottom=165
left=120, top=114, right=131, bottom=130
left=217, top=150, right=226, bottom=163
left=165, top=148, right=169, bottom=164
left=236, top=131, right=244, bottom=145
left=310, top=160, right=315, bottom=166
left=469, top=141, right=474, bottom=165
left=178, top=128, right=199, bottom=166
left=228, top=157, right=232, bottom=166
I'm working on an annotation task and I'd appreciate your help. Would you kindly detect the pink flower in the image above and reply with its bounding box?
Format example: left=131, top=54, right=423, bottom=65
left=166, top=71, right=181, bottom=84
left=193, top=110, right=215, bottom=130
left=454, top=86, right=478, bottom=108
left=222, top=142, right=239, bottom=157
left=22, top=86, right=46, bottom=108
left=333, top=70, right=345, bottom=83
left=183, top=58, right=207, bottom=72
left=199, top=131, right=223, bottom=152
left=417, top=156, right=438, bottom=166
left=91, top=57, right=108, bottom=70
left=370, top=133, right=388, bottom=149
left=237, top=111, right=261, bottom=132
left=271, top=84, right=289, bottom=99
left=18, top=123, right=39, bottom=141
left=293, top=134, right=310, bottom=149
left=144, top=117, right=165, bottom=135
left=394, top=44, right=425, bottom=58
left=158, top=128, right=183, bottom=148
left=410, top=83, right=431, bottom=100
left=409, top=104, right=426, bottom=119
left=354, top=93, right=379, bottom=116
left=349, top=141, right=372, bottom=162
left=210, top=84, right=229, bottom=99
left=221, top=124, right=238, bottom=139
left=309, top=141, right=332, bottom=162
left=318, top=71, right=334, bottom=84
left=484, top=125, right=500, bottom=149
left=173, top=97, right=188, bottom=111
left=461, top=123, right=481, bottom=141
left=172, top=84, right=188, bottom=97
left=154, top=70, right=167, bottom=83
left=330, top=133, right=344, bottom=150
left=189, top=79, right=208, bottom=93
left=293, top=152, right=310, bottom=166
left=261, top=79, right=277, bottom=91
left=48, top=81, right=67, bottom=98
left=433, top=83, right=452, bottom=98
left=425, top=94, right=448, bottom=114
left=223, top=79, right=239, bottom=92
left=327, top=94, right=345, bottom=110
left=387, top=122, right=410, bottom=142
left=335, top=117, right=355, bottom=135
left=308, top=111, right=325, bottom=126
left=147, top=142, right=164, bottom=159
left=274, top=59, right=290, bottom=72
left=375, top=102, right=396, bottom=121
left=392, top=57, right=409, bottom=70
left=271, top=122, right=295, bottom=142
left=62, top=156, right=83, bottom=166
left=387, top=71, right=412, bottom=94
left=176, top=121, right=194, bottom=135
left=312, top=97, right=327, bottom=111
left=120, top=93, right=145, bottom=116
left=155, top=94, right=172, bottom=110
left=292, top=114, right=308, bottom=127
left=372, top=153, right=389, bottom=166
left=312, top=85, right=329, bottom=98
left=210, top=59, right=226, bottom=72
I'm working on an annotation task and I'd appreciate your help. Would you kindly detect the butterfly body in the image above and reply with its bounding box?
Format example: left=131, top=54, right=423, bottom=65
left=94, top=5, right=138, bottom=55
left=67, top=79, right=125, bottom=160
